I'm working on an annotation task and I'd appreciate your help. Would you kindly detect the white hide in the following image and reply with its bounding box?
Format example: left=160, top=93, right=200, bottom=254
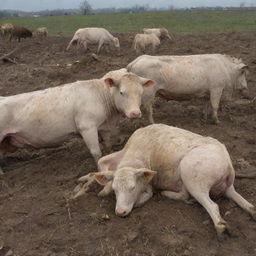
left=133, top=33, right=160, bottom=54
left=66, top=27, right=120, bottom=53
left=92, top=124, right=255, bottom=238
left=143, top=28, right=172, bottom=40
left=127, top=54, right=249, bottom=124
left=0, top=73, right=154, bottom=162
left=35, top=27, right=48, bottom=37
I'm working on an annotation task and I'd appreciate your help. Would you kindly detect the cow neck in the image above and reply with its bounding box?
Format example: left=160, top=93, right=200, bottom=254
left=97, top=84, right=119, bottom=118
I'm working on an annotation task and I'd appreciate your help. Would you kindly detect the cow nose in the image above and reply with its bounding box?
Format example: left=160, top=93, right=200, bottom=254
left=115, top=208, right=127, bottom=217
left=128, top=110, right=141, bottom=119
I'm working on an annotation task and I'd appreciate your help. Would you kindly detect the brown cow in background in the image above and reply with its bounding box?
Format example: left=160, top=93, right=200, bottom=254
left=10, top=27, right=32, bottom=42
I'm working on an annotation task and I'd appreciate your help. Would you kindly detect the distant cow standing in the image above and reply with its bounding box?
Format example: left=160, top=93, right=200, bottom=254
left=133, top=33, right=160, bottom=54
left=143, top=28, right=173, bottom=41
left=66, top=27, right=120, bottom=54
left=10, top=27, right=32, bottom=42
left=0, top=23, right=14, bottom=38
left=127, top=54, right=249, bottom=124
left=35, top=27, right=48, bottom=38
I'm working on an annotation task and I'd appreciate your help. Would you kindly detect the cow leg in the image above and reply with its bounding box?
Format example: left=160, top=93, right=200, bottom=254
left=79, top=127, right=102, bottom=163
left=142, top=100, right=154, bottom=124
left=182, top=184, right=229, bottom=239
left=76, top=40, right=81, bottom=51
left=136, top=44, right=141, bottom=55
left=210, top=89, right=222, bottom=124
left=203, top=102, right=211, bottom=121
left=66, top=38, right=76, bottom=50
left=82, top=40, right=88, bottom=51
left=179, top=153, right=230, bottom=239
left=97, top=40, right=104, bottom=54
left=219, top=102, right=233, bottom=121
left=146, top=104, right=154, bottom=124
left=225, top=185, right=256, bottom=220
left=192, top=192, right=228, bottom=240
left=98, top=181, right=113, bottom=197
left=71, top=172, right=97, bottom=199
left=135, top=185, right=153, bottom=207
left=104, top=44, right=110, bottom=53
left=99, top=130, right=112, bottom=152
left=182, top=169, right=228, bottom=238
left=99, top=118, right=121, bottom=150
left=74, top=149, right=124, bottom=197
left=161, top=186, right=189, bottom=201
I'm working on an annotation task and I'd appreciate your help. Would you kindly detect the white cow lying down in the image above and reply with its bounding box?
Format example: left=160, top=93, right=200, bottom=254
left=66, top=27, right=120, bottom=54
left=0, top=73, right=154, bottom=163
left=75, top=124, right=256, bottom=239
left=127, top=54, right=249, bottom=124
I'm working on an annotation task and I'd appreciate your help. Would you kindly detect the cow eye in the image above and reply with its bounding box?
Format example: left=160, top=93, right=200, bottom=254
left=120, top=91, right=124, bottom=95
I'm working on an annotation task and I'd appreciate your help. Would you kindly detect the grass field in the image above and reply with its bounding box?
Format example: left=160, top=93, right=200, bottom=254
left=0, top=9, right=256, bottom=35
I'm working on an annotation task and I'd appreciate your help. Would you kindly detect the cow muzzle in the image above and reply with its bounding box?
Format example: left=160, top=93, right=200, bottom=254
left=115, top=207, right=129, bottom=217
left=127, top=110, right=142, bottom=119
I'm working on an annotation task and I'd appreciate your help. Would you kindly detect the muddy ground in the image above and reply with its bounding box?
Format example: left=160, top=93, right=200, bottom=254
left=0, top=31, right=256, bottom=256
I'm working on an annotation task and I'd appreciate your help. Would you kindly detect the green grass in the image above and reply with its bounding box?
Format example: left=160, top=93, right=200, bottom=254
left=1, top=10, right=256, bottom=35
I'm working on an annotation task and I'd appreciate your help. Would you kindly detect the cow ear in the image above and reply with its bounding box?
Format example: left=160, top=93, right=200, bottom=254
left=104, top=78, right=118, bottom=87
left=140, top=77, right=154, bottom=88
left=136, top=168, right=156, bottom=183
left=94, top=171, right=114, bottom=185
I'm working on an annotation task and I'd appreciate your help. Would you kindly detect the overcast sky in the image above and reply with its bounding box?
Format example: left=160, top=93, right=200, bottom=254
left=0, top=0, right=254, bottom=11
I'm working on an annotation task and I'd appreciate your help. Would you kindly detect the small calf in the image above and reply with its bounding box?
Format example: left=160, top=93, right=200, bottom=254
left=133, top=33, right=160, bottom=54
left=35, top=27, right=48, bottom=38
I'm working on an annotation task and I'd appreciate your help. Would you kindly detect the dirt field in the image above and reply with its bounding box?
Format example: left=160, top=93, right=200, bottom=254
left=0, top=31, right=256, bottom=256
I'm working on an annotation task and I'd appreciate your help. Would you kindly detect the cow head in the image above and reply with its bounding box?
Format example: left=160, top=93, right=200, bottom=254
left=236, top=63, right=249, bottom=91
left=104, top=73, right=154, bottom=119
left=112, top=37, right=120, bottom=48
left=95, top=167, right=156, bottom=217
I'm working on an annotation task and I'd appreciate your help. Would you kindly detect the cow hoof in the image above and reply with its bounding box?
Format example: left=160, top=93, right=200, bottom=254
left=184, top=198, right=197, bottom=205
left=216, top=222, right=231, bottom=242
left=70, top=184, right=87, bottom=200
left=73, top=183, right=83, bottom=194
left=212, top=119, right=220, bottom=125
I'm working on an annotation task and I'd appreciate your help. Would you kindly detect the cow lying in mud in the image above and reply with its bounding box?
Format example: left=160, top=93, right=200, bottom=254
left=127, top=54, right=249, bottom=124
left=74, top=124, right=256, bottom=240
left=0, top=73, right=154, bottom=165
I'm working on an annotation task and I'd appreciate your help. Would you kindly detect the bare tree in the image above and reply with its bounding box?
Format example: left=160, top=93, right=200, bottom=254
left=80, top=0, right=92, bottom=15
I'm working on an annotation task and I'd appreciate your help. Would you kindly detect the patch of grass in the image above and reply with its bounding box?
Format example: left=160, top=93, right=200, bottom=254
left=1, top=10, right=255, bottom=36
